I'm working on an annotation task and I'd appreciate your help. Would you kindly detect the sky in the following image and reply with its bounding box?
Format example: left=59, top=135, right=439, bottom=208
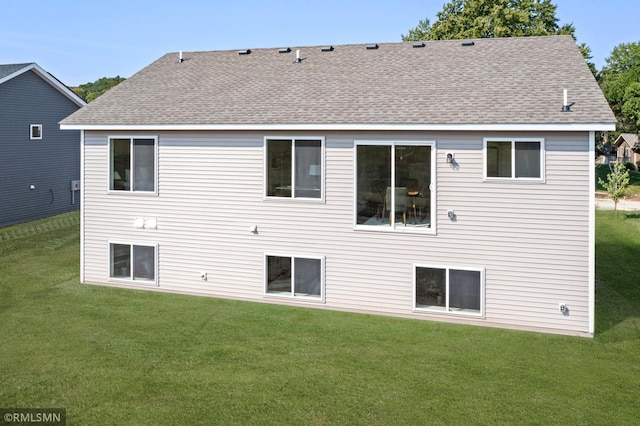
left=1, top=0, right=638, bottom=87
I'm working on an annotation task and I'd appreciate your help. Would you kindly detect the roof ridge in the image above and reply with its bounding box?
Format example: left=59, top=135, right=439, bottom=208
left=61, top=35, right=614, bottom=129
left=168, top=34, right=574, bottom=56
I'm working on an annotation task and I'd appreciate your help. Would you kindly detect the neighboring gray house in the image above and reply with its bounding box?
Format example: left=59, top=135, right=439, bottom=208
left=0, top=63, right=85, bottom=227
left=614, top=133, right=640, bottom=165
left=61, top=36, right=615, bottom=336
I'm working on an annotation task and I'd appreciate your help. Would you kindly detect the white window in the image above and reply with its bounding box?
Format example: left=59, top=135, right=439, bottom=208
left=355, top=141, right=435, bottom=232
left=484, top=138, right=544, bottom=180
left=109, top=137, right=157, bottom=193
left=30, top=124, right=42, bottom=140
left=109, top=243, right=157, bottom=285
left=265, top=254, right=324, bottom=300
left=265, top=137, right=324, bottom=200
left=414, top=265, right=484, bottom=316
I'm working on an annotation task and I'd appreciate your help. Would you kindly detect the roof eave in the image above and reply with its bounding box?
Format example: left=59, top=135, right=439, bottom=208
left=1, top=63, right=86, bottom=108
left=614, top=133, right=639, bottom=148
left=60, top=122, right=617, bottom=132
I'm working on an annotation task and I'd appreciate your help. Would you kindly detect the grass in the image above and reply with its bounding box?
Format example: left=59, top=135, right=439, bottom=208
left=1, top=211, right=639, bottom=425
left=594, top=210, right=640, bottom=340
left=596, top=163, right=640, bottom=196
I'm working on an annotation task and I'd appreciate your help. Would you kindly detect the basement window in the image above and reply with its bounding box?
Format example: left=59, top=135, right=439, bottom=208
left=414, top=265, right=484, bottom=316
left=265, top=254, right=324, bottom=300
left=109, top=242, right=157, bottom=285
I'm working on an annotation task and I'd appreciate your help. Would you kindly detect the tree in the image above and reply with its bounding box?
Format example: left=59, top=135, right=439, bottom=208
left=598, top=162, right=630, bottom=211
left=403, top=18, right=431, bottom=41
left=600, top=42, right=640, bottom=134
left=402, top=0, right=565, bottom=39
left=578, top=43, right=597, bottom=77
left=622, top=82, right=640, bottom=128
left=402, top=0, right=596, bottom=74
left=71, top=86, right=86, bottom=100
left=71, top=76, right=126, bottom=102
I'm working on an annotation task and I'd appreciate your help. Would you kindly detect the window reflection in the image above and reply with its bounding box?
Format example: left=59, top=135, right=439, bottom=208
left=357, top=143, right=432, bottom=229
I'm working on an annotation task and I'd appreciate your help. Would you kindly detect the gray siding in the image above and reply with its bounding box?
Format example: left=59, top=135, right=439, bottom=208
left=81, top=130, right=592, bottom=336
left=0, top=70, right=81, bottom=227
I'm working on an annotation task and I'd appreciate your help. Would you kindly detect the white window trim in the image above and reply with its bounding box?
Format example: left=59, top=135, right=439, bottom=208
left=108, top=241, right=159, bottom=286
left=30, top=124, right=42, bottom=140
left=264, top=253, right=325, bottom=302
left=413, top=263, right=485, bottom=317
left=107, top=135, right=159, bottom=195
left=263, top=136, right=325, bottom=202
left=354, top=140, right=436, bottom=234
left=483, top=137, right=545, bottom=182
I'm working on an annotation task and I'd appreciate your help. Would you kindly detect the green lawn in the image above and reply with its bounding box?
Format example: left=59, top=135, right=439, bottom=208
left=1, top=211, right=639, bottom=425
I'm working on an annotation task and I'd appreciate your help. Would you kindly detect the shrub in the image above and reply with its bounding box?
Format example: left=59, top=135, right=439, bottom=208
left=599, top=162, right=630, bottom=211
left=624, top=162, right=636, bottom=171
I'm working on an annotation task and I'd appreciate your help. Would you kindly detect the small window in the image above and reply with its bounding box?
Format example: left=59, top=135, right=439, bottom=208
left=414, top=265, right=483, bottom=315
left=30, top=124, right=42, bottom=140
left=110, top=243, right=157, bottom=284
left=109, top=137, right=157, bottom=192
left=265, top=137, right=324, bottom=199
left=484, top=138, right=544, bottom=180
left=265, top=255, right=323, bottom=299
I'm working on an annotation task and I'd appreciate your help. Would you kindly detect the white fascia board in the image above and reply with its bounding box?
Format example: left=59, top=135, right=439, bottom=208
left=1, top=63, right=86, bottom=108
left=60, top=122, right=616, bottom=132
left=29, top=64, right=87, bottom=107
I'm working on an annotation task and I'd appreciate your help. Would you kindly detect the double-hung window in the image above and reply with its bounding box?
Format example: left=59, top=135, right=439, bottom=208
left=109, top=137, right=157, bottom=192
left=265, top=254, right=324, bottom=300
left=355, top=141, right=434, bottom=231
left=414, top=265, right=484, bottom=315
left=109, top=243, right=157, bottom=284
left=484, top=138, right=544, bottom=180
left=265, top=137, right=324, bottom=199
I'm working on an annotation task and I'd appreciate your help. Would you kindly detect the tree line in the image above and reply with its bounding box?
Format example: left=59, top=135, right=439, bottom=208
left=71, top=76, right=126, bottom=103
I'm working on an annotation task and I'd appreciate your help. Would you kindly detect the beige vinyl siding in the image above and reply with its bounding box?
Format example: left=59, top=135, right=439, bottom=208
left=81, top=130, right=592, bottom=336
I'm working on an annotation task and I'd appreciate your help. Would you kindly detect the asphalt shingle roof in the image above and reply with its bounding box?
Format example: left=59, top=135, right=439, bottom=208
left=0, top=63, right=34, bottom=80
left=616, top=133, right=639, bottom=148
left=61, top=35, right=615, bottom=127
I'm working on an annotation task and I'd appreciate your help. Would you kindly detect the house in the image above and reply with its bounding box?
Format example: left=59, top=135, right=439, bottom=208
left=614, top=133, right=640, bottom=166
left=61, top=35, right=615, bottom=337
left=0, top=63, right=85, bottom=227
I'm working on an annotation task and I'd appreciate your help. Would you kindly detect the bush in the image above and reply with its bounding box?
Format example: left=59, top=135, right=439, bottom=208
left=599, top=162, right=630, bottom=210
left=624, top=162, right=636, bottom=171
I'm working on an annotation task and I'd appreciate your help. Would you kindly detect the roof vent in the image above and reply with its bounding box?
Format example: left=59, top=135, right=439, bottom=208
left=178, top=50, right=184, bottom=63
left=366, top=43, right=379, bottom=50
left=461, top=40, right=475, bottom=46
left=561, top=89, right=575, bottom=112
left=412, top=42, right=425, bottom=48
left=278, top=47, right=291, bottom=53
left=295, top=49, right=302, bottom=63
left=321, top=46, right=334, bottom=52
left=238, top=49, right=251, bottom=55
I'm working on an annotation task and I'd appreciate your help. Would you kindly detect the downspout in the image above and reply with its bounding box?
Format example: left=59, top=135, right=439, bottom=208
left=588, top=131, right=595, bottom=336
left=80, top=129, right=85, bottom=284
